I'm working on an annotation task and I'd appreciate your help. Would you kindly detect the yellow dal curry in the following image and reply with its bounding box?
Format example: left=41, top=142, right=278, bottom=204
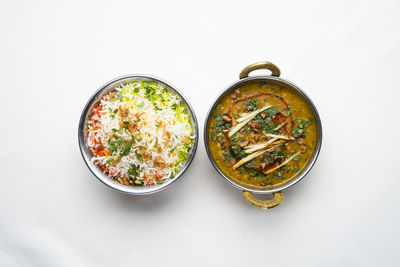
left=207, top=81, right=317, bottom=190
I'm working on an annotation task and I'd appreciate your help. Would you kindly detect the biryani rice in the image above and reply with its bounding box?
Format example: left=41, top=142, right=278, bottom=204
left=87, top=80, right=194, bottom=186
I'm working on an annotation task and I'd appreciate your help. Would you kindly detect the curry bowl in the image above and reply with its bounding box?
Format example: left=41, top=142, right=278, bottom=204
left=204, top=61, right=322, bottom=209
left=79, top=75, right=198, bottom=195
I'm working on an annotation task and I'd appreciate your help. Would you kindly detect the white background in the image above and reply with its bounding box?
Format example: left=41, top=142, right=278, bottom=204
left=1, top=0, right=399, bottom=266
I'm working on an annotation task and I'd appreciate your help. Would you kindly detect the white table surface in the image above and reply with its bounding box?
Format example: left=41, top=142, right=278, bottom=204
left=1, top=0, right=399, bottom=266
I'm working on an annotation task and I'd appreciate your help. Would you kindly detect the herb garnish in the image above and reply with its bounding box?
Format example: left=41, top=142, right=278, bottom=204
left=127, top=163, right=140, bottom=177
left=135, top=150, right=143, bottom=163
left=266, top=107, right=279, bottom=115
left=123, top=138, right=135, bottom=156
left=244, top=99, right=258, bottom=111
left=293, top=118, right=312, bottom=138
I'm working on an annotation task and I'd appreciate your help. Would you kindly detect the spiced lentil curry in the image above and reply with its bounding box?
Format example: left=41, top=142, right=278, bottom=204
left=207, top=81, right=317, bottom=190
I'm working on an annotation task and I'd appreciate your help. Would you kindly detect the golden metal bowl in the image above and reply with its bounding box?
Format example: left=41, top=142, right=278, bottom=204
left=204, top=61, right=322, bottom=209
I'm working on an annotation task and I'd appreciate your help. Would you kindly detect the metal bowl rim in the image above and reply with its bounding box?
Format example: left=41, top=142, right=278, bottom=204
left=203, top=75, right=322, bottom=194
left=78, top=74, right=199, bottom=195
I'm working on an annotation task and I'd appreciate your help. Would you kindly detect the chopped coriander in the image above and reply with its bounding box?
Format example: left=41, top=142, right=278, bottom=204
left=271, top=150, right=283, bottom=159
left=134, top=179, right=143, bottom=186
left=263, top=153, right=272, bottom=163
left=121, top=138, right=135, bottom=156
left=127, top=164, right=139, bottom=177
left=137, top=101, right=145, bottom=108
left=222, top=151, right=234, bottom=162
left=135, top=150, right=143, bottom=163
left=153, top=103, right=162, bottom=111
left=144, top=86, right=155, bottom=96
left=293, top=118, right=312, bottom=138
left=293, top=128, right=304, bottom=138
left=266, top=107, right=279, bottom=115
left=244, top=99, right=258, bottom=111
left=214, top=114, right=223, bottom=120
left=230, top=145, right=246, bottom=159
left=249, top=170, right=259, bottom=177
left=302, top=119, right=312, bottom=128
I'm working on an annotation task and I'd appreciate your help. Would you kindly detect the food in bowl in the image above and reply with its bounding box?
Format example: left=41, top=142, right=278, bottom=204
left=87, top=80, right=195, bottom=187
left=207, top=81, right=317, bottom=189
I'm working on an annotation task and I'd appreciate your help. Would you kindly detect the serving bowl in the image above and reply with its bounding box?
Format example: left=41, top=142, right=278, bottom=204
left=204, top=61, right=322, bottom=209
left=78, top=75, right=198, bottom=195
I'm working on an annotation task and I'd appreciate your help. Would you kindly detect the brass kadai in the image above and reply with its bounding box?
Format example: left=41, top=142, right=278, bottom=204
left=204, top=61, right=322, bottom=209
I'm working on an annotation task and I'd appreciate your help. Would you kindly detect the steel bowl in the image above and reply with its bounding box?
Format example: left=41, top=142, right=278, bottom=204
left=78, top=75, right=199, bottom=195
left=204, top=61, right=322, bottom=209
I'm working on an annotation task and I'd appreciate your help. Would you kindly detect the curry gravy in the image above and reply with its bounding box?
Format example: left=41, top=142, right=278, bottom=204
left=207, top=81, right=317, bottom=190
